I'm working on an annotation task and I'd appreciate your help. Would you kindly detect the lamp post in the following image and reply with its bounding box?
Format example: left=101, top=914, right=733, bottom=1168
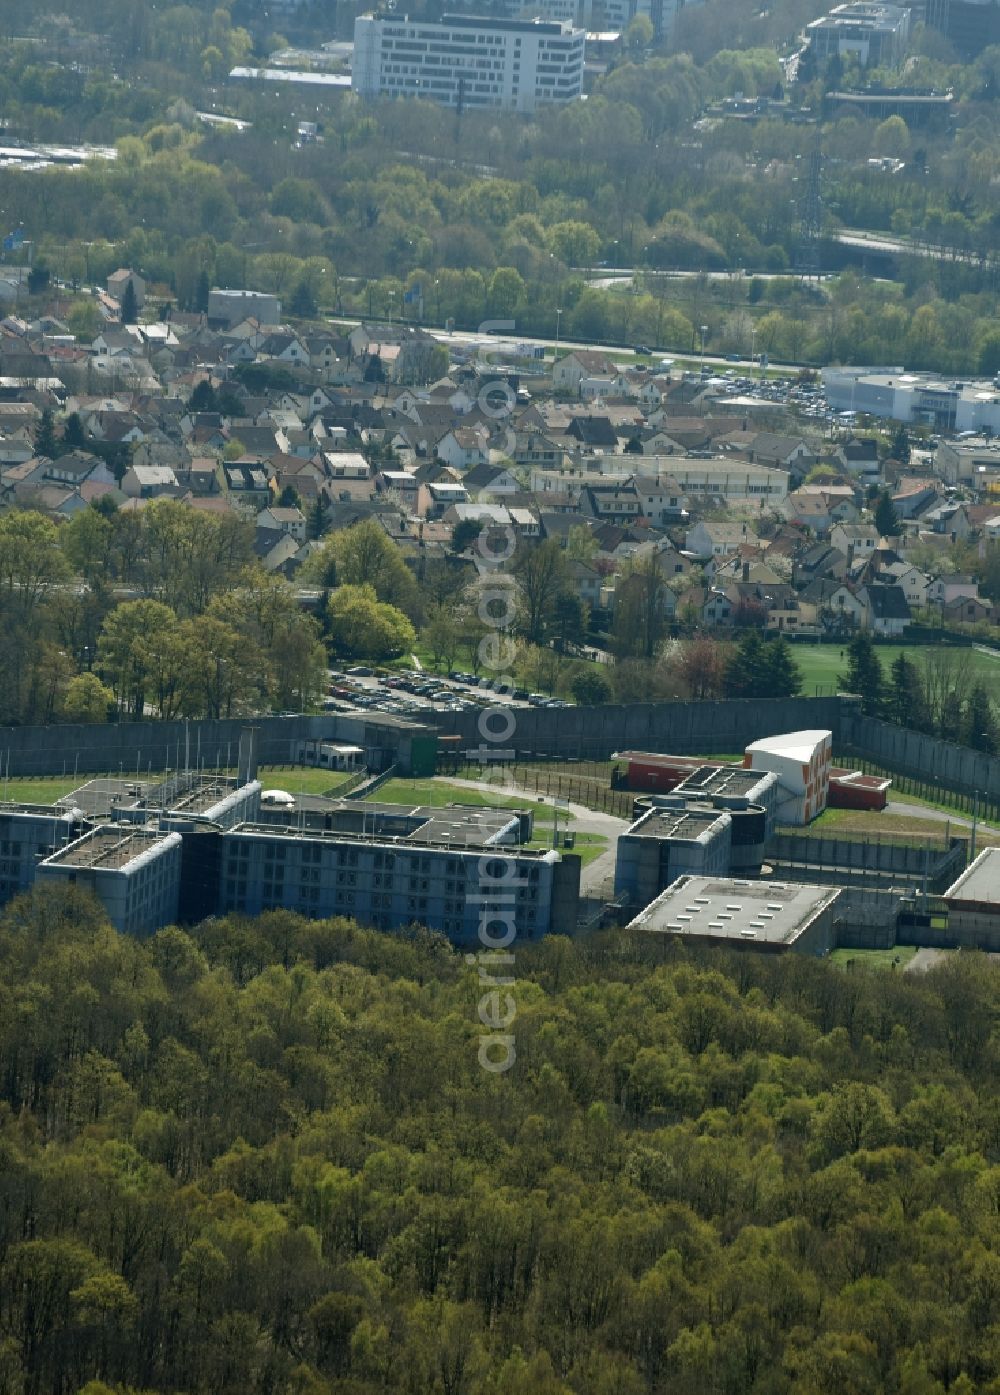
left=700, top=323, right=708, bottom=369
left=554, top=306, right=562, bottom=358
left=750, top=323, right=757, bottom=374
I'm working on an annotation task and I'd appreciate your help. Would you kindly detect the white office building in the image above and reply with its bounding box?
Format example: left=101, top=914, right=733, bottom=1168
left=352, top=13, right=586, bottom=114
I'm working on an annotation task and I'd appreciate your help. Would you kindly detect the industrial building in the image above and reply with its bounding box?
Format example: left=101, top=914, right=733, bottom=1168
left=806, top=3, right=911, bottom=66
left=673, top=764, right=780, bottom=841
left=627, top=876, right=842, bottom=956
left=614, top=803, right=732, bottom=906
left=615, top=741, right=881, bottom=826
left=744, top=730, right=832, bottom=825
left=822, top=366, right=1000, bottom=437
left=352, top=13, right=586, bottom=114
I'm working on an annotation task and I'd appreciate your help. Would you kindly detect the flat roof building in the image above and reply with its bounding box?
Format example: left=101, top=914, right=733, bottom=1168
left=744, top=730, right=832, bottom=825
left=614, top=804, right=732, bottom=909
left=57, top=773, right=261, bottom=829
left=36, top=826, right=182, bottom=936
left=942, top=848, right=1000, bottom=950
left=0, top=803, right=84, bottom=906
left=807, top=3, right=911, bottom=66
left=207, top=288, right=282, bottom=327
left=218, top=820, right=579, bottom=944
left=352, top=13, right=586, bottom=114
left=627, top=876, right=842, bottom=956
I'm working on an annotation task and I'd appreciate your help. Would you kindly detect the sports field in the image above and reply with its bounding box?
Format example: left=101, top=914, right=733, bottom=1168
left=792, top=643, right=1000, bottom=697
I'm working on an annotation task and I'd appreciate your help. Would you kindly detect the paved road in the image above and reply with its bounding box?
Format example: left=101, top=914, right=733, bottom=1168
left=887, top=800, right=1000, bottom=837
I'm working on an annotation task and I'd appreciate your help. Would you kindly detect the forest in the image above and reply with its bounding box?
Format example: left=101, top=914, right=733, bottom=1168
left=0, top=885, right=998, bottom=1393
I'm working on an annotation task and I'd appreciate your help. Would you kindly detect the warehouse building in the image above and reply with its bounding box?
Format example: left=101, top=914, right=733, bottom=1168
left=627, top=876, right=842, bottom=956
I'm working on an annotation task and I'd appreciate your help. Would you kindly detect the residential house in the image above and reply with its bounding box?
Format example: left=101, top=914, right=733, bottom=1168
left=42, top=451, right=117, bottom=490
left=377, top=469, right=421, bottom=514
left=425, top=481, right=469, bottom=518
left=566, top=559, right=604, bottom=609
left=830, top=522, right=880, bottom=560
left=436, top=426, right=489, bottom=471
left=943, top=594, right=993, bottom=626
left=254, top=529, right=301, bottom=575
left=121, top=465, right=180, bottom=499
left=824, top=583, right=867, bottom=629
left=833, top=437, right=880, bottom=479
left=877, top=560, right=929, bottom=609
left=580, top=480, right=644, bottom=525
left=745, top=432, right=815, bottom=472
left=926, top=575, right=980, bottom=607
left=793, top=542, right=849, bottom=588
left=923, top=501, right=973, bottom=541
left=634, top=475, right=689, bottom=527
left=685, top=520, right=760, bottom=560
left=107, top=268, right=145, bottom=311
left=462, top=461, right=520, bottom=498
left=258, top=331, right=309, bottom=366
left=859, top=583, right=911, bottom=637
left=225, top=462, right=274, bottom=511
left=511, top=430, right=566, bottom=472
left=552, top=350, right=617, bottom=395
left=892, top=478, right=940, bottom=520
left=256, top=505, right=307, bottom=542
left=783, top=490, right=838, bottom=534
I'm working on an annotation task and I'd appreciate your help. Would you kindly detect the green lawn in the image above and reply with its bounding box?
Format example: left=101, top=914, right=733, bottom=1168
left=377, top=777, right=563, bottom=822
left=256, top=767, right=360, bottom=796
left=792, top=642, right=1000, bottom=697
left=524, top=830, right=608, bottom=865
left=0, top=777, right=81, bottom=805
left=829, top=946, right=919, bottom=970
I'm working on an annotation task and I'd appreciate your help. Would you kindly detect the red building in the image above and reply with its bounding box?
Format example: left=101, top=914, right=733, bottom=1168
left=614, top=751, right=890, bottom=811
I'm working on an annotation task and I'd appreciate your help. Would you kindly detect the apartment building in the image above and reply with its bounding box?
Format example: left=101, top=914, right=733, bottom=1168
left=352, top=13, right=586, bottom=114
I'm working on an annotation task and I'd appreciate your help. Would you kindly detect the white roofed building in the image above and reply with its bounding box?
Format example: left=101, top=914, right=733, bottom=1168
left=743, top=730, right=833, bottom=825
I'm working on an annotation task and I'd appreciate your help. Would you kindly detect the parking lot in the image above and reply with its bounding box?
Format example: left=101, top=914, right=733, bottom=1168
left=322, top=667, right=571, bottom=718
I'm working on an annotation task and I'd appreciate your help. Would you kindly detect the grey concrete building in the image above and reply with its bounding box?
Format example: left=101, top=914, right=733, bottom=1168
left=942, top=848, right=1000, bottom=950
left=806, top=3, right=911, bottom=66
left=217, top=816, right=580, bottom=945
left=36, top=826, right=183, bottom=936
left=614, top=804, right=732, bottom=909
left=0, top=804, right=84, bottom=902
left=627, top=876, right=842, bottom=956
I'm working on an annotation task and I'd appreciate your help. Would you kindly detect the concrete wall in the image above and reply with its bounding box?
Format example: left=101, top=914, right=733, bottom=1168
left=768, top=832, right=966, bottom=893
left=430, top=695, right=850, bottom=761
left=0, top=713, right=430, bottom=780
left=833, top=889, right=900, bottom=950
left=846, top=714, right=1000, bottom=803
